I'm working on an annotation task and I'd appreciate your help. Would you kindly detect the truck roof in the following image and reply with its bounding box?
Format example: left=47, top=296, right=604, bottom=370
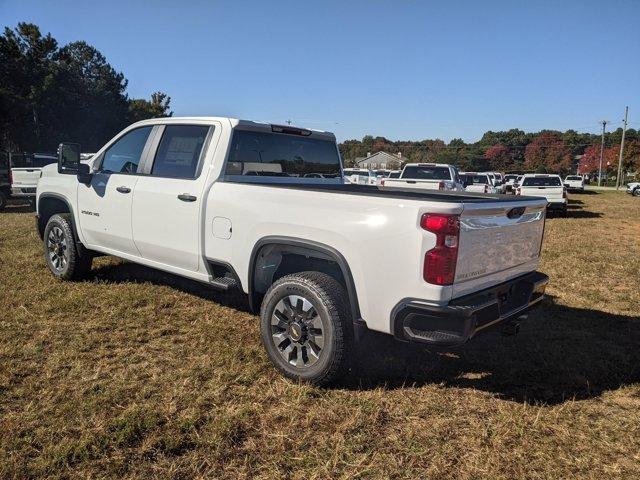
left=127, top=116, right=336, bottom=140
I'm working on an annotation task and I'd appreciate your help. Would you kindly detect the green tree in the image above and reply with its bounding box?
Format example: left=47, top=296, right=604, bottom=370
left=0, top=23, right=58, bottom=151
left=128, top=91, right=173, bottom=123
left=0, top=23, right=172, bottom=153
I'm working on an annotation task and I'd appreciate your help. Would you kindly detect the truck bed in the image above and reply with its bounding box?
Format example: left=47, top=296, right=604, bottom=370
left=225, top=179, right=544, bottom=204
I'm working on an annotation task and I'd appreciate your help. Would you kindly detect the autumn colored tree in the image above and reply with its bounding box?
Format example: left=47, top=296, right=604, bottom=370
left=623, top=140, right=640, bottom=171
left=524, top=131, right=573, bottom=174
left=578, top=145, right=601, bottom=174
left=484, top=144, right=512, bottom=171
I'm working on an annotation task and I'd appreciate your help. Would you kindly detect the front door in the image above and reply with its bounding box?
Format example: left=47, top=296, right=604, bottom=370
left=132, top=124, right=212, bottom=272
left=78, top=126, right=154, bottom=256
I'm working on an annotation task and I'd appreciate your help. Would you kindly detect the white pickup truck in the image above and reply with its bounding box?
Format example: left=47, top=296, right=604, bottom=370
left=36, top=117, right=549, bottom=385
left=10, top=153, right=58, bottom=202
left=516, top=174, right=567, bottom=215
left=460, top=172, right=493, bottom=194
left=563, top=175, right=584, bottom=192
left=380, top=163, right=464, bottom=191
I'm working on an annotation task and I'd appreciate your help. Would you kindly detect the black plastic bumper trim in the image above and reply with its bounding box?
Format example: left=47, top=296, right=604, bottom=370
left=391, top=271, right=549, bottom=347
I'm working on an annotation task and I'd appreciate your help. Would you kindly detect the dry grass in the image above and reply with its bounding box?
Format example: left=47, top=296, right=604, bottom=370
left=1, top=191, right=639, bottom=479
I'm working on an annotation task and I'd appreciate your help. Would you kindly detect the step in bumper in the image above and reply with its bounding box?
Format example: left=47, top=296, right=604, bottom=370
left=391, top=271, right=549, bottom=347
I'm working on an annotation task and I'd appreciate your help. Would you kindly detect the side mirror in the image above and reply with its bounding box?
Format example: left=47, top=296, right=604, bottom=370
left=57, top=143, right=81, bottom=174
left=77, top=163, right=92, bottom=185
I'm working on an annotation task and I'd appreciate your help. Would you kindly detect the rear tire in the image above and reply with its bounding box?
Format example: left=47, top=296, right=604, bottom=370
left=44, top=214, right=92, bottom=280
left=260, top=271, right=352, bottom=386
left=0, top=191, right=6, bottom=211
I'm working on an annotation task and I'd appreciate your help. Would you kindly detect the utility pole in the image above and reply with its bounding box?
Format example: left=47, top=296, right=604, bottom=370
left=597, top=120, right=607, bottom=187
left=615, top=106, right=629, bottom=190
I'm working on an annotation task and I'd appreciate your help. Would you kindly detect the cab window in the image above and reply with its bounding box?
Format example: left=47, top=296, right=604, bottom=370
left=100, top=127, right=153, bottom=173
left=151, top=125, right=210, bottom=178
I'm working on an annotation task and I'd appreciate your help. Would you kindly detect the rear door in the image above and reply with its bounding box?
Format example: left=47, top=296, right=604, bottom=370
left=78, top=126, right=155, bottom=255
left=131, top=123, right=215, bottom=272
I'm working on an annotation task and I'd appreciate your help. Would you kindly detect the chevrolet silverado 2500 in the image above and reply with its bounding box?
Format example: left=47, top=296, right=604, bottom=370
left=36, top=117, right=549, bottom=385
left=380, top=163, right=464, bottom=191
left=517, top=174, right=567, bottom=215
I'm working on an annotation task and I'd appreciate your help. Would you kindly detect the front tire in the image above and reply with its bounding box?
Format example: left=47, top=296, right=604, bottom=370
left=44, top=214, right=92, bottom=280
left=260, top=271, right=352, bottom=386
left=634, top=187, right=640, bottom=197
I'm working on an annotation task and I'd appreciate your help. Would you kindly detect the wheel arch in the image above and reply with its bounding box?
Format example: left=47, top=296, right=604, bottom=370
left=37, top=193, right=78, bottom=241
left=248, top=236, right=362, bottom=322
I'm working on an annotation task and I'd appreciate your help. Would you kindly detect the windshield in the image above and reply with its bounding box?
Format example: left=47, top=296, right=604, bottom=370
left=401, top=165, right=451, bottom=180
left=504, top=175, right=518, bottom=181
left=522, top=176, right=562, bottom=187
left=226, top=130, right=341, bottom=177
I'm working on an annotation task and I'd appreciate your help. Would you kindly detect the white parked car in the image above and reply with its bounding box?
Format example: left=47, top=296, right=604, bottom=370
left=483, top=172, right=505, bottom=194
left=459, top=172, right=493, bottom=194
left=380, top=163, right=464, bottom=191
left=626, top=182, right=640, bottom=196
left=564, top=175, right=584, bottom=192
left=516, top=174, right=567, bottom=215
left=36, top=117, right=549, bottom=385
left=503, top=174, right=519, bottom=194
left=343, top=168, right=376, bottom=185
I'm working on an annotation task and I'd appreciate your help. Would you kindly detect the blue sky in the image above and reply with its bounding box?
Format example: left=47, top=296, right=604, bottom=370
left=2, top=0, right=639, bottom=142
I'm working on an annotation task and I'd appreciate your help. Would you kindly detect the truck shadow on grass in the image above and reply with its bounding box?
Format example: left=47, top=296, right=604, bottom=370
left=88, top=263, right=636, bottom=405
left=553, top=198, right=602, bottom=219
left=89, top=261, right=252, bottom=313
left=348, top=296, right=639, bottom=404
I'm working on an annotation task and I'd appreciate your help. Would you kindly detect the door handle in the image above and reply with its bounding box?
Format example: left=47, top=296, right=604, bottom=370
left=116, top=186, right=131, bottom=194
left=178, top=194, right=197, bottom=202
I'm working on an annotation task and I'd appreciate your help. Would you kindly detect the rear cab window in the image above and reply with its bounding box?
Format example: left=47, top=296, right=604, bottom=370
left=522, top=176, right=562, bottom=187
left=401, top=165, right=452, bottom=180
left=225, top=129, right=341, bottom=180
left=464, top=174, right=489, bottom=185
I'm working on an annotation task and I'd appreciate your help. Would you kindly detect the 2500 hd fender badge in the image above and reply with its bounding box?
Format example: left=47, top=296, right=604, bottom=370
left=81, top=210, right=99, bottom=217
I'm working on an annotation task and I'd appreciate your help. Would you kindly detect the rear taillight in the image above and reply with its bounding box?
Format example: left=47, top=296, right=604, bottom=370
left=380, top=178, right=385, bottom=186
left=421, top=213, right=459, bottom=285
left=484, top=184, right=488, bottom=194
left=562, top=187, right=567, bottom=199
left=438, top=181, right=445, bottom=190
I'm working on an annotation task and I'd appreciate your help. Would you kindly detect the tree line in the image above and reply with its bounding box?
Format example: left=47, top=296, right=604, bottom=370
left=340, top=128, right=640, bottom=175
left=0, top=23, right=172, bottom=154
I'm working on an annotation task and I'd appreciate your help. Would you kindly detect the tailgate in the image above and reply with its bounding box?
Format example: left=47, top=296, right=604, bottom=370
left=521, top=186, right=563, bottom=202
left=453, top=199, right=546, bottom=297
left=11, top=168, right=41, bottom=187
left=383, top=179, right=440, bottom=190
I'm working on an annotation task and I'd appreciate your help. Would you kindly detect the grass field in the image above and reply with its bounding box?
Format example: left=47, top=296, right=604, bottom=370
left=1, top=191, right=639, bottom=479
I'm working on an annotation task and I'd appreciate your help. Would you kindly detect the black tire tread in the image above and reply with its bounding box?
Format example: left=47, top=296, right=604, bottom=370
left=260, top=271, right=352, bottom=386
left=44, top=213, right=92, bottom=280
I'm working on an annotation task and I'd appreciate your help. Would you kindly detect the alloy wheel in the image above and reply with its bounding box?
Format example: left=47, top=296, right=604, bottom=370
left=270, top=294, right=325, bottom=368
left=47, top=226, right=68, bottom=271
